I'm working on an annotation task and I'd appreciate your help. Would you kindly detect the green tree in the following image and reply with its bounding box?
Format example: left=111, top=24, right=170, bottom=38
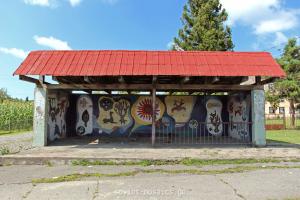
left=275, top=38, right=300, bottom=127
left=266, top=89, right=280, bottom=112
left=173, top=0, right=234, bottom=51
left=0, top=88, right=11, bottom=102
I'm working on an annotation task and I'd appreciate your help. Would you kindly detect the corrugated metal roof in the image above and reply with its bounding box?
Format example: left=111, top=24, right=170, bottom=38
left=13, top=50, right=286, bottom=77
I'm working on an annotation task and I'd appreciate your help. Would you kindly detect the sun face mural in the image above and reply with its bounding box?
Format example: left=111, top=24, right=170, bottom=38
left=131, top=96, right=165, bottom=126
left=97, top=97, right=133, bottom=134
left=165, top=96, right=196, bottom=127
left=206, top=98, right=223, bottom=136
left=76, top=95, right=93, bottom=136
left=228, top=95, right=250, bottom=141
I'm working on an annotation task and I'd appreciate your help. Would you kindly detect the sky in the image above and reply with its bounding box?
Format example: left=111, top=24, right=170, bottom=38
left=0, top=0, right=300, bottom=99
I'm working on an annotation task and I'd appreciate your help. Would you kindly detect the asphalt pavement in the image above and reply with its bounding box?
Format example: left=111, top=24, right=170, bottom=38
left=0, top=164, right=300, bottom=200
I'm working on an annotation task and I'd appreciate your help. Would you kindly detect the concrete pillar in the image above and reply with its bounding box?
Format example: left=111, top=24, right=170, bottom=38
left=33, top=86, right=48, bottom=146
left=251, top=89, right=266, bottom=147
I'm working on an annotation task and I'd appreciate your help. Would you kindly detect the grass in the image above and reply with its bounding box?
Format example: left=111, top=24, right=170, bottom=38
left=0, top=129, right=32, bottom=136
left=267, top=130, right=300, bottom=144
left=32, top=165, right=300, bottom=184
left=71, top=157, right=300, bottom=167
left=0, top=146, right=10, bottom=155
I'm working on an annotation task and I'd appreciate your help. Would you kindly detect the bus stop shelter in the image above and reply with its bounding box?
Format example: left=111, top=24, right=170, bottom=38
left=13, top=50, right=285, bottom=147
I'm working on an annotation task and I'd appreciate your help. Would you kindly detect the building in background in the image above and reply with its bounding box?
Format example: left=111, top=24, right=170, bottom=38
left=264, top=83, right=300, bottom=115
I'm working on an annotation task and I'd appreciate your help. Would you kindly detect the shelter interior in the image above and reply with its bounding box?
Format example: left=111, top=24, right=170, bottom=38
left=22, top=74, right=266, bottom=146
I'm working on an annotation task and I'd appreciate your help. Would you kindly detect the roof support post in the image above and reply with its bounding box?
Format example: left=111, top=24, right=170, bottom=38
left=255, top=76, right=261, bottom=85
left=152, top=85, right=156, bottom=147
left=151, top=76, right=157, bottom=147
left=39, top=75, right=45, bottom=85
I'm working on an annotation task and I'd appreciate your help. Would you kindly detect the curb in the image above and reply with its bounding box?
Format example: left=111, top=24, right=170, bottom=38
left=0, top=156, right=178, bottom=166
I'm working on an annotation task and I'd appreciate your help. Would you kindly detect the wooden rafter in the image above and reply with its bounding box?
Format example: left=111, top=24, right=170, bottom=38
left=181, top=76, right=190, bottom=84
left=46, top=83, right=262, bottom=91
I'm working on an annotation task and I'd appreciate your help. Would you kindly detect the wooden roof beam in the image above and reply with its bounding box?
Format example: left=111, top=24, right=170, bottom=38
left=118, top=76, right=125, bottom=83
left=84, top=76, right=92, bottom=83
left=46, top=83, right=262, bottom=91
left=181, top=76, right=190, bottom=84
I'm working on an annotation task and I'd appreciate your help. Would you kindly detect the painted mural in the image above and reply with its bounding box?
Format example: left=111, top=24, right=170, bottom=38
left=227, top=95, right=250, bottom=141
left=76, top=95, right=93, bottom=136
left=165, top=96, right=196, bottom=127
left=206, top=99, right=223, bottom=136
left=97, top=97, right=133, bottom=134
left=47, top=94, right=69, bottom=141
left=131, top=96, right=165, bottom=125
left=61, top=94, right=252, bottom=142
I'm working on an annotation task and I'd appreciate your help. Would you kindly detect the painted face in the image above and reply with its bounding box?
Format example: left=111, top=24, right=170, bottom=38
left=99, top=97, right=113, bottom=111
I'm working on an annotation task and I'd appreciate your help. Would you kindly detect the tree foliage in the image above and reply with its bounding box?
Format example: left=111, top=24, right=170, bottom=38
left=173, top=0, right=234, bottom=51
left=267, top=38, right=300, bottom=127
left=0, top=88, right=11, bottom=102
left=276, top=39, right=300, bottom=101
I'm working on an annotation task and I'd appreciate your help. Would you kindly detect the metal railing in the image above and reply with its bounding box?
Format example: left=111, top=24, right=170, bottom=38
left=155, top=121, right=252, bottom=145
left=265, top=114, right=300, bottom=130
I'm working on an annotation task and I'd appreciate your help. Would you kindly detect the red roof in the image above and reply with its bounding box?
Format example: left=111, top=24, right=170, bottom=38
left=13, top=50, right=285, bottom=77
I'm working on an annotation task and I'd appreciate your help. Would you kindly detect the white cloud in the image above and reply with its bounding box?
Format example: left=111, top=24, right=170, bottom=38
left=33, top=35, right=72, bottom=50
left=220, top=0, right=299, bottom=35
left=0, top=47, right=29, bottom=59
left=254, top=12, right=298, bottom=34
left=272, top=32, right=288, bottom=46
left=68, top=0, right=81, bottom=7
left=24, top=0, right=52, bottom=7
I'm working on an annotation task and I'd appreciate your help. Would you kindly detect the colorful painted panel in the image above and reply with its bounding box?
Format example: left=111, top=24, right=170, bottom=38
left=97, top=97, right=133, bottom=134
left=47, top=94, right=69, bottom=141
left=66, top=94, right=251, bottom=141
left=206, top=99, right=223, bottom=136
left=131, top=96, right=165, bottom=125
left=228, top=95, right=251, bottom=141
left=76, top=95, right=93, bottom=136
left=165, top=96, right=196, bottom=127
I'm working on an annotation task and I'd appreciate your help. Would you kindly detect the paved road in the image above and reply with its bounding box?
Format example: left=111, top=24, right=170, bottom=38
left=0, top=164, right=300, bottom=200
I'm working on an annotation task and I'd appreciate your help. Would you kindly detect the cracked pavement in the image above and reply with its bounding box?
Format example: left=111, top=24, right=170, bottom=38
left=0, top=164, right=300, bottom=200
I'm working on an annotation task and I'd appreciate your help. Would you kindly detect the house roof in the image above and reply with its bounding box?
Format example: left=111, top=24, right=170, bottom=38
left=13, top=50, right=285, bottom=77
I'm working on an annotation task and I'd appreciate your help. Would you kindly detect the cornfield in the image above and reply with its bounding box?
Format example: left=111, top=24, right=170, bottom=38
left=0, top=100, right=33, bottom=133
